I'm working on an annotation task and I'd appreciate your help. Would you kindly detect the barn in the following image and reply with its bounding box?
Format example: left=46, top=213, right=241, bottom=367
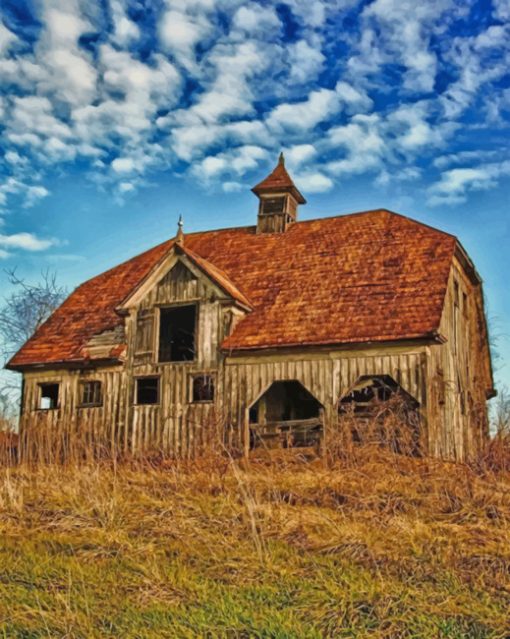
left=7, top=155, right=495, bottom=461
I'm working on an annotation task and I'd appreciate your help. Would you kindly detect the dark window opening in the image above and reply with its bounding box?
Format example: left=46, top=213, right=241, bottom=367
left=249, top=406, right=258, bottom=423
left=262, top=196, right=285, bottom=215
left=191, top=374, right=215, bottom=402
left=136, top=377, right=159, bottom=405
left=159, top=305, right=196, bottom=362
left=39, top=383, right=59, bottom=410
left=80, top=381, right=102, bottom=407
left=462, top=292, right=468, bottom=317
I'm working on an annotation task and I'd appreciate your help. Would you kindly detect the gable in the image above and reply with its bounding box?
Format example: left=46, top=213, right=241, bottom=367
left=147, top=260, right=200, bottom=307
left=7, top=209, right=458, bottom=369
left=120, top=247, right=252, bottom=314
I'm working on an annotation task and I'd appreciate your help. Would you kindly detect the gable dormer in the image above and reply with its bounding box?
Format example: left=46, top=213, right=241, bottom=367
left=252, top=153, right=306, bottom=234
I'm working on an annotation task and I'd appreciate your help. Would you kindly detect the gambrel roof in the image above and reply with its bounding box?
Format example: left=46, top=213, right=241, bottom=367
left=8, top=209, right=459, bottom=369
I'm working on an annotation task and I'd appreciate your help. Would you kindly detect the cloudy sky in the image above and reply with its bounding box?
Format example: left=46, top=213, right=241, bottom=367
left=0, top=0, right=509, bottom=383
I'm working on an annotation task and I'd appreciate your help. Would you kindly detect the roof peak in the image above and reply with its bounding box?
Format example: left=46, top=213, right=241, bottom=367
left=251, top=154, right=306, bottom=204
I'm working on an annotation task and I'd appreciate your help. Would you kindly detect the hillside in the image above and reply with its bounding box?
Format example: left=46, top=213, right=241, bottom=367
left=0, top=450, right=509, bottom=638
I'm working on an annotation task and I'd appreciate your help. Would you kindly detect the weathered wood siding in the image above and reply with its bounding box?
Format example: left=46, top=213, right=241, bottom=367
left=17, top=254, right=492, bottom=462
left=426, top=255, right=492, bottom=459
left=223, top=346, right=428, bottom=454
left=19, top=367, right=127, bottom=461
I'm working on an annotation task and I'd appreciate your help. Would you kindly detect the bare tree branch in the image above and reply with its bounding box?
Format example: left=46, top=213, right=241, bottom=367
left=0, top=268, right=67, bottom=360
left=0, top=269, right=67, bottom=424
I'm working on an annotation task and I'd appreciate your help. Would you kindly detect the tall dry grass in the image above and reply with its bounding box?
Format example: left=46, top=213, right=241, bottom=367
left=1, top=406, right=510, bottom=636
left=0, top=430, right=510, bottom=635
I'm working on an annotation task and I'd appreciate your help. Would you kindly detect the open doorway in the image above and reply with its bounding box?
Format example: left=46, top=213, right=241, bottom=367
left=338, top=375, right=421, bottom=454
left=249, top=380, right=323, bottom=449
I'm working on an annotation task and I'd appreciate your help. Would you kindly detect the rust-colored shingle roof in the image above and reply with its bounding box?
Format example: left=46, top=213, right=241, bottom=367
left=175, top=244, right=252, bottom=310
left=7, top=209, right=456, bottom=369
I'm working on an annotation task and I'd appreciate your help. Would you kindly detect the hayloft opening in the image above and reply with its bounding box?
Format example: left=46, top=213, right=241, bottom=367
left=249, top=380, right=323, bottom=449
left=338, top=375, right=420, bottom=454
left=39, top=383, right=59, bottom=410
left=159, top=305, right=196, bottom=362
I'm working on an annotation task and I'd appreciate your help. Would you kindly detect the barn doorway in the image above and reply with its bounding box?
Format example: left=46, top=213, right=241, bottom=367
left=338, top=375, right=421, bottom=455
left=249, top=380, right=324, bottom=449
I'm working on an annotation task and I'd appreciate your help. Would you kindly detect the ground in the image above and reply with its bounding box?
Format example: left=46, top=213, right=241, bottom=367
left=0, top=450, right=509, bottom=638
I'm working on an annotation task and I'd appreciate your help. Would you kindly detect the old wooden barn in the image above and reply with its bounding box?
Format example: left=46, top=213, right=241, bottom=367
left=8, top=155, right=495, bottom=461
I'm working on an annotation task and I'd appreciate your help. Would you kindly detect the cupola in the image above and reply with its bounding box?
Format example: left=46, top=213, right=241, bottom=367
left=252, top=153, right=306, bottom=233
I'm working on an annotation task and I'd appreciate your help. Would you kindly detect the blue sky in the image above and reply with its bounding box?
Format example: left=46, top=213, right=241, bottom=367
left=0, top=0, right=509, bottom=386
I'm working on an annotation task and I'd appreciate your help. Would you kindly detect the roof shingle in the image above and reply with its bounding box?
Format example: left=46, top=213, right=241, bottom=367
left=7, top=209, right=456, bottom=369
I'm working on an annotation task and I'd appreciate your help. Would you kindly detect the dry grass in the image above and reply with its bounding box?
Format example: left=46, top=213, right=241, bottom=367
left=0, top=444, right=510, bottom=638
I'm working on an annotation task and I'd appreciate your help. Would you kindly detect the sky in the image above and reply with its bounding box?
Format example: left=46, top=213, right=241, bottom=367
left=0, top=0, right=509, bottom=387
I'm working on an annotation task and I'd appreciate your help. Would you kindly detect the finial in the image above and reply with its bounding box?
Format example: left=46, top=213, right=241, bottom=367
left=176, top=214, right=184, bottom=245
left=278, top=151, right=285, bottom=166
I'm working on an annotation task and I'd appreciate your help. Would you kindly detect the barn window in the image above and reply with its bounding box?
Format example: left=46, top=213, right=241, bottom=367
left=462, top=292, right=468, bottom=317
left=261, top=196, right=285, bottom=215
left=191, top=374, right=215, bottom=403
left=39, top=383, right=59, bottom=410
left=159, top=305, right=196, bottom=362
left=80, top=381, right=102, bottom=407
left=135, top=377, right=159, bottom=405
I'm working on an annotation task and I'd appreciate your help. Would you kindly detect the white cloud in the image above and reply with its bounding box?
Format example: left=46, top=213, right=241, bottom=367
left=428, top=161, right=510, bottom=205
left=390, top=101, right=456, bottom=150
left=111, top=157, right=136, bottom=174
left=327, top=114, right=386, bottom=175
left=267, top=88, right=340, bottom=131
left=433, top=150, right=500, bottom=169
left=440, top=24, right=510, bottom=118
left=267, top=81, right=371, bottom=132
left=350, top=0, right=455, bottom=93
left=222, top=181, right=243, bottom=192
left=285, top=144, right=317, bottom=168
left=35, top=2, right=98, bottom=107
left=0, top=178, right=50, bottom=209
left=4, top=151, right=26, bottom=166
left=192, top=145, right=269, bottom=182
left=287, top=39, right=325, bottom=84
left=0, top=22, right=18, bottom=55
left=493, top=0, right=510, bottom=20
left=110, top=0, right=140, bottom=46
left=0, top=0, right=508, bottom=216
left=194, top=41, right=270, bottom=123
left=25, top=185, right=50, bottom=207
left=282, top=0, right=327, bottom=28
left=232, top=5, right=281, bottom=38
left=118, top=181, right=135, bottom=193
left=294, top=172, right=333, bottom=192
left=159, top=6, right=213, bottom=71
left=0, top=232, right=56, bottom=251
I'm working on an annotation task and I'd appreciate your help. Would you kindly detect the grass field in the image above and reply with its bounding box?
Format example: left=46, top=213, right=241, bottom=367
left=0, top=448, right=509, bottom=638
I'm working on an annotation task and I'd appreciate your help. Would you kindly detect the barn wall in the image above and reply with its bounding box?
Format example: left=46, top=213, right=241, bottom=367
left=222, top=346, right=428, bottom=454
left=19, top=344, right=430, bottom=460
left=17, top=255, right=492, bottom=462
left=19, top=366, right=127, bottom=461
left=426, top=255, right=493, bottom=460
